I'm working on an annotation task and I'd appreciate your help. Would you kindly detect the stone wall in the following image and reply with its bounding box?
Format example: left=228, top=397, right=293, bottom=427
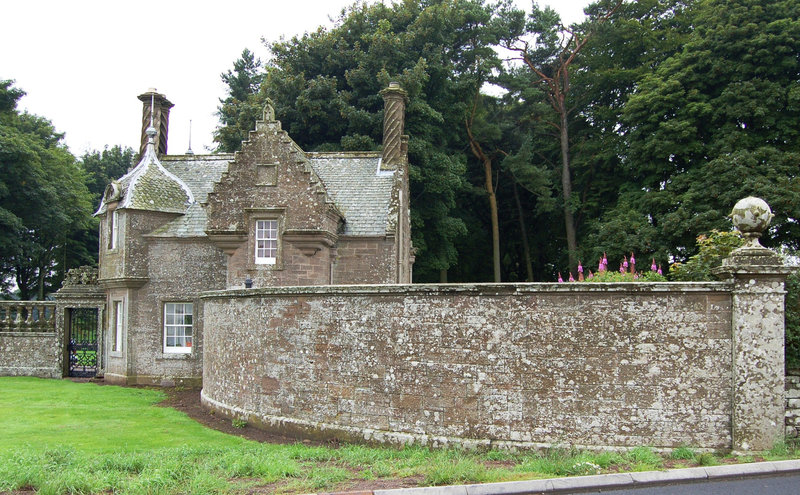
left=0, top=302, right=60, bottom=378
left=104, top=238, right=226, bottom=387
left=202, top=282, right=743, bottom=451
left=788, top=371, right=800, bottom=439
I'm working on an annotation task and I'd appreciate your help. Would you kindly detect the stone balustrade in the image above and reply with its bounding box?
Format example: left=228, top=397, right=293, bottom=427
left=0, top=301, right=56, bottom=333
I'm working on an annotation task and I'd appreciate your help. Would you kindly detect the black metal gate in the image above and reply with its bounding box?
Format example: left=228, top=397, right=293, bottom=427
left=68, top=308, right=98, bottom=377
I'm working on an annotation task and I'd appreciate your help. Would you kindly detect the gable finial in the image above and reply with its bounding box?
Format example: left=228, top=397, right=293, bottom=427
left=264, top=99, right=275, bottom=121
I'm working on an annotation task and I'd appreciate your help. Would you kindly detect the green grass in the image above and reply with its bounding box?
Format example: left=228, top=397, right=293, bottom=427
left=0, top=377, right=248, bottom=453
left=1, top=377, right=798, bottom=494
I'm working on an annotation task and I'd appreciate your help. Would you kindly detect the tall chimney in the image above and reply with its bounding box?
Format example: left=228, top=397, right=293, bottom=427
left=137, top=89, right=174, bottom=156
left=380, top=82, right=408, bottom=171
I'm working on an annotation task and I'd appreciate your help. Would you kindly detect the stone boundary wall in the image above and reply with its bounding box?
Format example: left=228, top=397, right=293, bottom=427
left=788, top=371, right=800, bottom=439
left=0, top=302, right=60, bottom=378
left=202, top=282, right=740, bottom=451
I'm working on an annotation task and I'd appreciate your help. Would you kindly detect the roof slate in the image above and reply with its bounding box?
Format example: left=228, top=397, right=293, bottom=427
left=118, top=150, right=395, bottom=239
left=147, top=155, right=232, bottom=238
left=309, top=153, right=395, bottom=236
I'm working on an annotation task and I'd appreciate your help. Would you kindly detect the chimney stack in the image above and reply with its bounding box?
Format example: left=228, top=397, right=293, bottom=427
left=380, top=82, right=408, bottom=171
left=137, top=89, right=174, bottom=156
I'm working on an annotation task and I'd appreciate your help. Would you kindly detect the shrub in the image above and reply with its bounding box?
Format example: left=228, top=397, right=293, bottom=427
left=669, top=230, right=743, bottom=281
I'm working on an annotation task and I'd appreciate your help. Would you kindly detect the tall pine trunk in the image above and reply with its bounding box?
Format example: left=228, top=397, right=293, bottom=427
left=558, top=96, right=578, bottom=271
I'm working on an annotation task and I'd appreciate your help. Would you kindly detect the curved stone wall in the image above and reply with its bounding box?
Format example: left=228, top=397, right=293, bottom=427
left=201, top=282, right=740, bottom=450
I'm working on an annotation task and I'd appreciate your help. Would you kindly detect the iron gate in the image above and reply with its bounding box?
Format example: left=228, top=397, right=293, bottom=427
left=68, top=308, right=98, bottom=377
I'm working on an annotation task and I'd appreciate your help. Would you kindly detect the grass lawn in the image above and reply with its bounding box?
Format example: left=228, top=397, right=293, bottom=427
left=1, top=377, right=798, bottom=494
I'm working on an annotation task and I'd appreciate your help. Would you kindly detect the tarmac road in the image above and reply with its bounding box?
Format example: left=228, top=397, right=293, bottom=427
left=582, top=471, right=800, bottom=494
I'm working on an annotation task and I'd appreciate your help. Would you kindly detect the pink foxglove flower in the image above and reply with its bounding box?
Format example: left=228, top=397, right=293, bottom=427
left=558, top=272, right=564, bottom=283
left=578, top=261, right=583, bottom=273
left=587, top=270, right=593, bottom=279
left=568, top=272, right=575, bottom=282
left=623, top=255, right=629, bottom=270
left=657, top=264, right=663, bottom=275
left=598, top=257, right=605, bottom=272
left=651, top=258, right=657, bottom=272
left=630, top=253, right=636, bottom=266
left=602, top=252, right=608, bottom=268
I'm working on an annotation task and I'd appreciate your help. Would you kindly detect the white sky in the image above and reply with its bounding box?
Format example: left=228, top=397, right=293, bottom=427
left=1, top=0, right=590, bottom=157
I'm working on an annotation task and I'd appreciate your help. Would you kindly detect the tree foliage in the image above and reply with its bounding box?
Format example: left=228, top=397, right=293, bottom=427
left=599, top=0, right=800, bottom=261
left=0, top=80, right=94, bottom=299
left=215, top=48, right=265, bottom=153
left=213, top=0, right=798, bottom=284
left=214, top=0, right=525, bottom=281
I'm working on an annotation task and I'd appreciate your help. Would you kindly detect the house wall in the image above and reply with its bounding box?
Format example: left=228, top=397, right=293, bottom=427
left=333, top=237, right=397, bottom=284
left=104, top=238, right=226, bottom=386
left=201, top=282, right=747, bottom=451
left=205, top=119, right=343, bottom=289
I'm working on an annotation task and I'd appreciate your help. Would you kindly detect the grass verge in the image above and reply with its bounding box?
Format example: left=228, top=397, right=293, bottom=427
left=1, top=377, right=798, bottom=494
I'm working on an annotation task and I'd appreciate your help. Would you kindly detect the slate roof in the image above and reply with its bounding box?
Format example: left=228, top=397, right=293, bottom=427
left=147, top=154, right=233, bottom=238
left=98, top=149, right=395, bottom=239
left=94, top=139, right=195, bottom=216
left=309, top=152, right=395, bottom=236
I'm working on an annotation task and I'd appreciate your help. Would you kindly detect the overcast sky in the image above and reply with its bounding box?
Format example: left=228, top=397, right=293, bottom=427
left=2, top=0, right=590, bottom=157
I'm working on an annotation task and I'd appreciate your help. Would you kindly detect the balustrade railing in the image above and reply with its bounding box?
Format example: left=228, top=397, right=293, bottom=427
left=0, top=301, right=56, bottom=333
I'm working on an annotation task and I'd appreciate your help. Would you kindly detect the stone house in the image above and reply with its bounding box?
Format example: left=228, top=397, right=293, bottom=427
left=93, top=84, right=413, bottom=386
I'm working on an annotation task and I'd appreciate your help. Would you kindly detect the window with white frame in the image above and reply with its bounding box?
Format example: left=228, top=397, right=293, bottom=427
left=164, top=302, right=193, bottom=353
left=109, top=210, right=119, bottom=250
left=255, top=219, right=278, bottom=264
left=112, top=300, right=123, bottom=352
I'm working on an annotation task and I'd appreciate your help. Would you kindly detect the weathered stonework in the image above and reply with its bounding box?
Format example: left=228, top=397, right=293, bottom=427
left=787, top=371, right=800, bottom=439
left=0, top=302, right=59, bottom=378
left=92, top=85, right=413, bottom=386
left=201, top=282, right=736, bottom=451
left=55, top=266, right=106, bottom=377
left=714, top=198, right=790, bottom=452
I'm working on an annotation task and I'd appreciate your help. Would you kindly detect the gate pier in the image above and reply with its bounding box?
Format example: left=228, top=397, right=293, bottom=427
left=55, top=267, right=106, bottom=378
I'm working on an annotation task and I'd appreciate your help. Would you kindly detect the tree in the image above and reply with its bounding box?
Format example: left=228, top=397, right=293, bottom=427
left=80, top=145, right=135, bottom=202
left=0, top=80, right=94, bottom=299
left=217, top=0, right=524, bottom=281
left=214, top=48, right=264, bottom=152
left=505, top=1, right=621, bottom=272
left=596, top=0, right=800, bottom=261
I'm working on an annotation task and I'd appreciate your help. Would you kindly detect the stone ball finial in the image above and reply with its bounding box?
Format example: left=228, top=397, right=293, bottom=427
left=731, top=197, right=773, bottom=234
left=730, top=197, right=773, bottom=248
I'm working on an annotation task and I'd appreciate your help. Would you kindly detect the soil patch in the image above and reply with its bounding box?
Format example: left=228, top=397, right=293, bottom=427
left=157, top=387, right=325, bottom=446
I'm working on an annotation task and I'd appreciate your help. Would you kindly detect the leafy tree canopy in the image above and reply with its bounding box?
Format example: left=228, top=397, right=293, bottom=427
left=0, top=80, right=94, bottom=299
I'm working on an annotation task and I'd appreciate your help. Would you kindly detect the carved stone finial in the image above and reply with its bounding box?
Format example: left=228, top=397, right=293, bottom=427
left=730, top=196, right=774, bottom=249
left=263, top=99, right=275, bottom=121
left=63, top=266, right=99, bottom=286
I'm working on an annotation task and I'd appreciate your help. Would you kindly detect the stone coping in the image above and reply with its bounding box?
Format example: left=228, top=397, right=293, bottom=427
left=201, top=281, right=732, bottom=299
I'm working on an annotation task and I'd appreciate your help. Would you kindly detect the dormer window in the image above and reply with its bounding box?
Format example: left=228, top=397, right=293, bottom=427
left=255, top=219, right=278, bottom=264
